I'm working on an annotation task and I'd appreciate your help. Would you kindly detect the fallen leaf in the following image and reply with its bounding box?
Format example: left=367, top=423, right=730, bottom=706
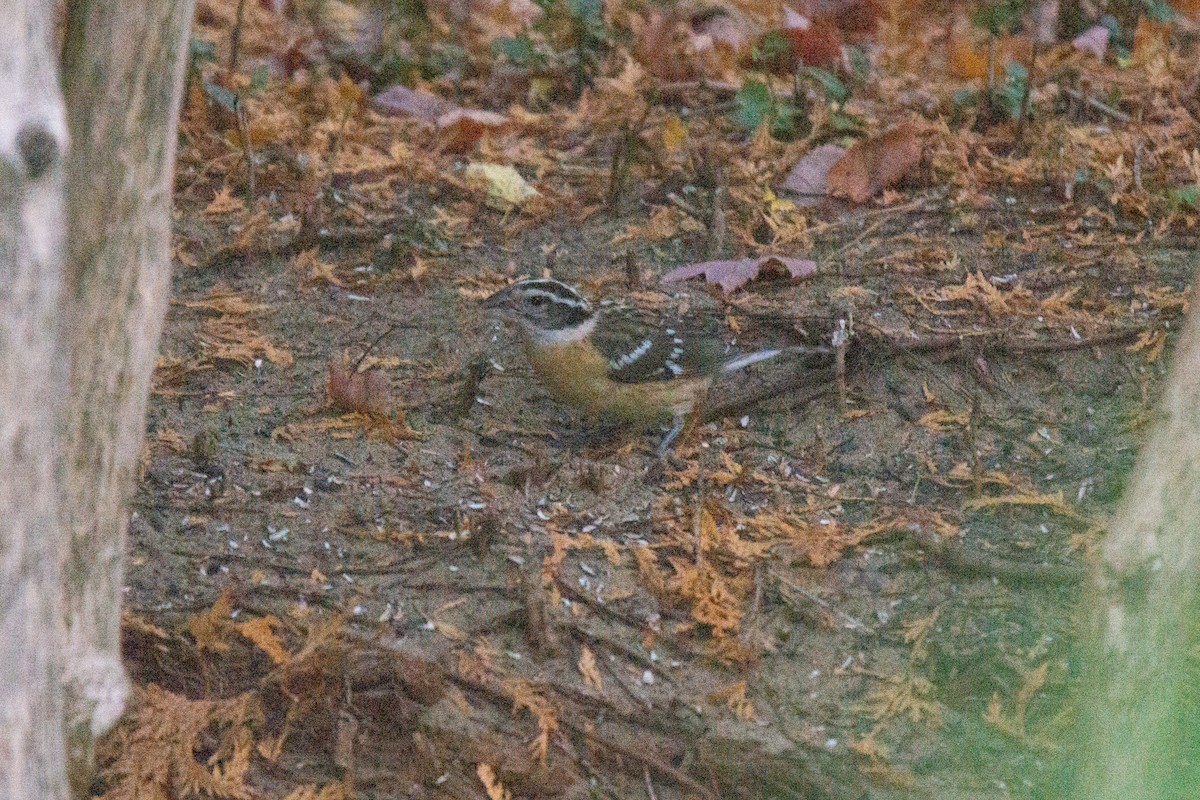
left=781, top=143, right=846, bottom=201
left=1132, top=16, right=1170, bottom=62
left=205, top=185, right=245, bottom=216
left=327, top=355, right=392, bottom=416
left=662, top=113, right=687, bottom=152
left=1071, top=24, right=1109, bottom=60
left=577, top=645, right=604, bottom=692
left=477, top=763, right=511, bottom=800
left=946, top=27, right=1028, bottom=80
left=781, top=13, right=843, bottom=69
left=661, top=255, right=818, bottom=294
left=826, top=123, right=921, bottom=203
left=464, top=162, right=540, bottom=209
left=436, top=108, right=509, bottom=152
left=371, top=84, right=457, bottom=122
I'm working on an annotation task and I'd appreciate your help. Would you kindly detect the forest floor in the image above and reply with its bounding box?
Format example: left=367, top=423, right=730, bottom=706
left=101, top=2, right=1199, bottom=799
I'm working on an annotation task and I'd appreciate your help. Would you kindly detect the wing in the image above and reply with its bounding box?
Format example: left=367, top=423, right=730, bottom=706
left=591, top=306, right=728, bottom=384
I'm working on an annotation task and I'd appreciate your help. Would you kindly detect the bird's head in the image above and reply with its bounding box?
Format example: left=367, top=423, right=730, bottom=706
left=483, top=278, right=596, bottom=344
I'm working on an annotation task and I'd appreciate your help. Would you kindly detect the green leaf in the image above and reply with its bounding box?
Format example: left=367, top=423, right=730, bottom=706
left=202, top=80, right=238, bottom=113
left=249, top=64, right=270, bottom=93
left=752, top=30, right=791, bottom=67
left=733, top=79, right=772, bottom=131
left=190, top=37, right=217, bottom=64
left=492, top=34, right=535, bottom=65
left=1141, top=0, right=1176, bottom=22
left=1170, top=185, right=1200, bottom=209
left=989, top=61, right=1027, bottom=119
left=828, top=111, right=866, bottom=136
left=805, top=66, right=848, bottom=104
left=970, top=0, right=1024, bottom=35
left=847, top=45, right=870, bottom=84
left=769, top=105, right=798, bottom=141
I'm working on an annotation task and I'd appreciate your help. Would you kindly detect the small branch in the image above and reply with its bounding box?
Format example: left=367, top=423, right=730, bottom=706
left=908, top=526, right=1087, bottom=586
left=1015, top=38, right=1041, bottom=144
left=351, top=323, right=399, bottom=372
left=235, top=97, right=255, bottom=206
left=1060, top=86, right=1131, bottom=123
left=229, top=0, right=248, bottom=70
left=706, top=176, right=726, bottom=259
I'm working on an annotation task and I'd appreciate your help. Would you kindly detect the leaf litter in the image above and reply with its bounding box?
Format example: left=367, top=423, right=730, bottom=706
left=116, top=0, right=1200, bottom=798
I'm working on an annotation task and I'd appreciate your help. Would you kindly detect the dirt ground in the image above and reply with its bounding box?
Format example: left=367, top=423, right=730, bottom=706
left=114, top=176, right=1190, bottom=799
left=98, top=3, right=1200, bottom=799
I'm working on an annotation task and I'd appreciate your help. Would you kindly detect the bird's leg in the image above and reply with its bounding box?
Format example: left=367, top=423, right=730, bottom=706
left=656, top=414, right=688, bottom=457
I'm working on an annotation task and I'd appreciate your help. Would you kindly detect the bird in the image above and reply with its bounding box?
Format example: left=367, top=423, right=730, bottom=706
left=482, top=277, right=784, bottom=452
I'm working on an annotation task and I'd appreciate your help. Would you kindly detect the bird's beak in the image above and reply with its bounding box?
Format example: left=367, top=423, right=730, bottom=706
left=482, top=286, right=512, bottom=311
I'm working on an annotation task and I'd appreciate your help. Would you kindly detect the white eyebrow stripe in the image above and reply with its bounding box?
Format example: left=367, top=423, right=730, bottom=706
left=521, top=288, right=590, bottom=309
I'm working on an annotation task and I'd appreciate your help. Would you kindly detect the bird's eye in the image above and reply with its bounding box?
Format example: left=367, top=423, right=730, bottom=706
left=529, top=296, right=547, bottom=306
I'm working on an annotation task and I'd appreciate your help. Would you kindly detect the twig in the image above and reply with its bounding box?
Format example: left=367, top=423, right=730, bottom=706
left=832, top=317, right=850, bottom=413
left=706, top=176, right=726, bottom=259
left=776, top=577, right=874, bottom=634
left=1060, top=86, right=1131, bottom=123
left=1015, top=38, right=1041, bottom=143
left=693, top=458, right=706, bottom=566
left=561, top=717, right=718, bottom=800
left=666, top=191, right=704, bottom=220
left=644, top=766, right=658, bottom=800
left=908, top=526, right=1087, bottom=586
left=229, top=0, right=248, bottom=70
left=351, top=323, right=399, bottom=372
left=235, top=98, right=256, bottom=206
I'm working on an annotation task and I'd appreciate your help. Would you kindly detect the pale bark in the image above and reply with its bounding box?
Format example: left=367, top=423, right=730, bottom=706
left=1073, top=282, right=1200, bottom=798
left=0, top=2, right=71, bottom=799
left=58, top=0, right=196, bottom=791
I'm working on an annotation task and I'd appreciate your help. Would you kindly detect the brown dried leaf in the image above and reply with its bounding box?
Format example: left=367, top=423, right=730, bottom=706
left=782, top=142, right=846, bottom=199
left=780, top=13, right=844, bottom=69
left=437, top=108, right=510, bottom=152
left=327, top=355, right=392, bottom=416
left=826, top=124, right=921, bottom=203
left=660, top=254, right=817, bottom=294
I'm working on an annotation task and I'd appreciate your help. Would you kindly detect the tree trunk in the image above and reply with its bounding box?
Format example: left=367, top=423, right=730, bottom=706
left=1073, top=280, right=1200, bottom=798
left=58, top=0, right=196, bottom=792
left=0, top=2, right=71, bottom=799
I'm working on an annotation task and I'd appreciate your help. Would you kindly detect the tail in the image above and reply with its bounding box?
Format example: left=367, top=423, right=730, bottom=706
left=721, top=344, right=833, bottom=374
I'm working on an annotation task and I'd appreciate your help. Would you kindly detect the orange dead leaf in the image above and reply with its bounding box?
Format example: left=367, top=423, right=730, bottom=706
left=293, top=247, right=343, bottom=287
left=827, top=124, right=921, bottom=203
left=577, top=645, right=604, bottom=692
left=946, top=28, right=1028, bottom=80
left=235, top=614, right=291, bottom=665
left=1132, top=16, right=1170, bottom=63
left=188, top=588, right=235, bottom=653
left=506, top=679, right=558, bottom=763
left=708, top=681, right=756, bottom=720
left=477, top=763, right=512, bottom=800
